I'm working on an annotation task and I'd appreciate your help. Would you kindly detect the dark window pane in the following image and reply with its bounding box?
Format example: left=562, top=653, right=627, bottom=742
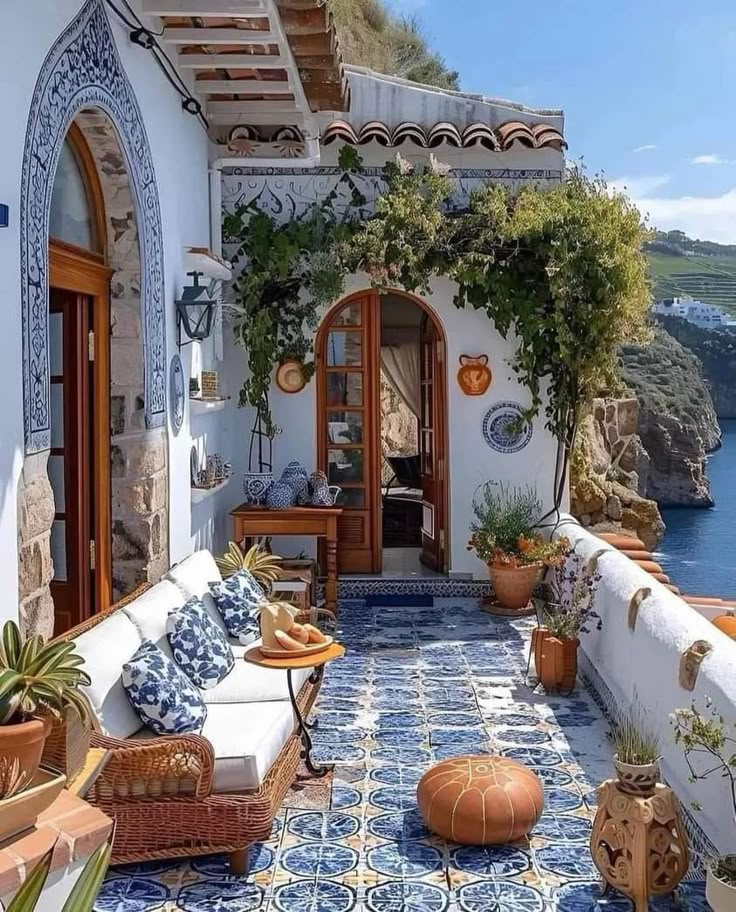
left=50, top=384, right=64, bottom=448
left=51, top=520, right=68, bottom=582
left=327, top=331, right=362, bottom=367
left=48, top=454, right=66, bottom=513
left=328, top=448, right=364, bottom=484
left=327, top=411, right=363, bottom=445
left=327, top=373, right=363, bottom=407
left=50, top=313, right=63, bottom=376
left=337, top=488, right=365, bottom=508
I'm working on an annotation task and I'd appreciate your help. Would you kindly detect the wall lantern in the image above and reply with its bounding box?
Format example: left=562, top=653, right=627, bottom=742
left=176, top=271, right=216, bottom=349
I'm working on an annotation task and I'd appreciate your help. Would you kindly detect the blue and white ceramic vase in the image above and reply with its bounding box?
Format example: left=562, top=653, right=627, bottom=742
left=267, top=481, right=297, bottom=510
left=243, top=471, right=273, bottom=506
left=281, top=461, right=309, bottom=504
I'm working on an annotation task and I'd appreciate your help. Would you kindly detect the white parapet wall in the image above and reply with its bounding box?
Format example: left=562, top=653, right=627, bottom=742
left=553, top=517, right=736, bottom=855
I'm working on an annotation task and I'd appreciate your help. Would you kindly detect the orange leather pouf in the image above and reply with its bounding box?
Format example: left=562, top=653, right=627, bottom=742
left=416, top=755, right=544, bottom=845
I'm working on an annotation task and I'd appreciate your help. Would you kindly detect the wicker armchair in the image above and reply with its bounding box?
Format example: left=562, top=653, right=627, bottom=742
left=56, top=584, right=323, bottom=873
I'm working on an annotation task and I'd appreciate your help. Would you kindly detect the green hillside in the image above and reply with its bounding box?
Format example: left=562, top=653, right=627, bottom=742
left=329, top=0, right=459, bottom=90
left=646, top=232, right=736, bottom=316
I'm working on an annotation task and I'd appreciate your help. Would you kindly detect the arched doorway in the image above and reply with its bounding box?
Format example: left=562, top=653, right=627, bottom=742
left=316, top=290, right=448, bottom=575
left=48, top=122, right=113, bottom=631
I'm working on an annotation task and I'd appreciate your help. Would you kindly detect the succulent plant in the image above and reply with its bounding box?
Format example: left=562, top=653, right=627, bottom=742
left=0, top=621, right=91, bottom=725
left=215, top=542, right=283, bottom=586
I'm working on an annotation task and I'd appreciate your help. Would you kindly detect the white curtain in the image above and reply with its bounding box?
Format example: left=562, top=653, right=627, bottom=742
left=381, top=344, right=421, bottom=418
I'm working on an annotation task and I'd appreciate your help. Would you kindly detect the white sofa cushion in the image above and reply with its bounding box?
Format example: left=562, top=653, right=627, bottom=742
left=203, top=647, right=312, bottom=704
left=166, top=551, right=222, bottom=600
left=121, top=580, right=185, bottom=662
left=73, top=612, right=144, bottom=739
left=130, top=700, right=296, bottom=791
left=166, top=552, right=232, bottom=640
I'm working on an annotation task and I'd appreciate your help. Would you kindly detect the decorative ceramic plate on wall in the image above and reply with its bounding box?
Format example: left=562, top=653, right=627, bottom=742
left=482, top=401, right=533, bottom=454
left=276, top=360, right=307, bottom=394
left=169, top=354, right=185, bottom=435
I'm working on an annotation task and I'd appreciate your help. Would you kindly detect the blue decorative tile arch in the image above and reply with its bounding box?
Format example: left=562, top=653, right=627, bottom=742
left=20, top=0, right=166, bottom=453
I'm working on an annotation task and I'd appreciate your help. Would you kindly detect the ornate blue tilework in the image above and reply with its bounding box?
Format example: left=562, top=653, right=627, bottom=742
left=20, top=0, right=165, bottom=452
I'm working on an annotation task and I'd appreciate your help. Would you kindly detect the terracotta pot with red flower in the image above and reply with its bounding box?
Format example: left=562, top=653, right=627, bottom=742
left=468, top=483, right=569, bottom=614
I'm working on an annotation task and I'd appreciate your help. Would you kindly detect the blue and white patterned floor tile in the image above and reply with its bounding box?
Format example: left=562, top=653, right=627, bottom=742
left=97, top=596, right=709, bottom=911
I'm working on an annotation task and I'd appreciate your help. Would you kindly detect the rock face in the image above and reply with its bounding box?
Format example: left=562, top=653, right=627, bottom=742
left=571, top=397, right=666, bottom=550
left=620, top=326, right=720, bottom=507
left=380, top=371, right=417, bottom=483
left=657, top=315, right=736, bottom=419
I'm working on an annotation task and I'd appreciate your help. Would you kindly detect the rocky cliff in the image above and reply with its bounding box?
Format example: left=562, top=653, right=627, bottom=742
left=656, top=315, right=736, bottom=418
left=620, top=326, right=720, bottom=507
left=571, top=397, right=665, bottom=549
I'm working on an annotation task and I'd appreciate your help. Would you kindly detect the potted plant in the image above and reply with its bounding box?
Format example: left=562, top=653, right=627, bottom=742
left=534, top=550, right=601, bottom=692
left=468, top=483, right=568, bottom=612
left=610, top=710, right=661, bottom=796
left=672, top=699, right=736, bottom=912
left=0, top=620, right=91, bottom=799
left=216, top=542, right=283, bottom=588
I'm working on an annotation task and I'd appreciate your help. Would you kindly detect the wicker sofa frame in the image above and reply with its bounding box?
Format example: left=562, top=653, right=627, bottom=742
left=56, top=584, right=323, bottom=873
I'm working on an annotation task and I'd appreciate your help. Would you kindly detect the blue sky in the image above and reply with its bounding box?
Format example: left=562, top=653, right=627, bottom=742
left=389, top=0, right=736, bottom=243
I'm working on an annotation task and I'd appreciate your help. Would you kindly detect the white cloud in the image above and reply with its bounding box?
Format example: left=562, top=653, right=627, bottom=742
left=626, top=187, right=736, bottom=244
left=608, top=174, right=671, bottom=198
left=690, top=153, right=730, bottom=166
left=633, top=144, right=657, bottom=153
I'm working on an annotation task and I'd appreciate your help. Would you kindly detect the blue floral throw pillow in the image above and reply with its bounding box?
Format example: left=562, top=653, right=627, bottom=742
left=122, top=640, right=207, bottom=735
left=166, top=597, right=235, bottom=689
left=209, top=569, right=265, bottom=644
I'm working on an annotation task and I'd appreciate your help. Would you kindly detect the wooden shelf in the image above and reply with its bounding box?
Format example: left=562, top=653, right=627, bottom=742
left=191, top=476, right=232, bottom=504
left=190, top=396, right=228, bottom=415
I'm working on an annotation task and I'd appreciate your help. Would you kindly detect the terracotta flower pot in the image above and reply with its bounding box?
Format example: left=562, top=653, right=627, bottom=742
left=535, top=631, right=579, bottom=693
left=490, top=562, right=543, bottom=611
left=0, top=716, right=51, bottom=797
left=707, top=860, right=736, bottom=912
left=614, top=755, right=661, bottom=797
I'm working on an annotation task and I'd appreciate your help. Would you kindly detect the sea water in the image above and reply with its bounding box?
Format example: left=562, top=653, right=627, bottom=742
left=657, top=419, right=736, bottom=598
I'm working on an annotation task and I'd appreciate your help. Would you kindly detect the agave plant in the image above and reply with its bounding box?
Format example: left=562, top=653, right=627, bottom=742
left=6, top=830, right=112, bottom=911
left=0, top=621, right=91, bottom=725
left=216, top=542, right=283, bottom=586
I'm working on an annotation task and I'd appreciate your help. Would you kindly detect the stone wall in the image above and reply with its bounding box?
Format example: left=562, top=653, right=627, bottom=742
left=16, top=109, right=170, bottom=638
left=77, top=110, right=169, bottom=600
left=17, top=453, right=56, bottom=639
left=380, top=371, right=418, bottom=483
left=571, top=397, right=665, bottom=550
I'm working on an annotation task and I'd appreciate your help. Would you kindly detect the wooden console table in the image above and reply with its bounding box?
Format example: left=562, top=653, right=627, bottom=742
left=230, top=504, right=342, bottom=613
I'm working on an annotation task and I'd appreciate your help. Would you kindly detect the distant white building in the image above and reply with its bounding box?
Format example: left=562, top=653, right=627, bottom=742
left=653, top=296, right=735, bottom=327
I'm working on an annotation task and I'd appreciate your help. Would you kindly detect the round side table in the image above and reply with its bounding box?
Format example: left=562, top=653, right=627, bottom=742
left=245, top=642, right=345, bottom=777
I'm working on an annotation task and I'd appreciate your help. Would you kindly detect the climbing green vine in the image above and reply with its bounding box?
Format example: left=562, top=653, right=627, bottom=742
left=225, top=150, right=651, bottom=454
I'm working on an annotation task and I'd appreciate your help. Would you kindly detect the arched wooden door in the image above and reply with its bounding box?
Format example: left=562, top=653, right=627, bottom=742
left=317, top=292, right=381, bottom=573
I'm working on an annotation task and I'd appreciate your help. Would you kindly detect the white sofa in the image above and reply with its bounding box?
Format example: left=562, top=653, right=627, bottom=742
left=64, top=551, right=320, bottom=870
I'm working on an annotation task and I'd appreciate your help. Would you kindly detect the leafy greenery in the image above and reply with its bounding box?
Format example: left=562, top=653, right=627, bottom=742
left=672, top=699, right=736, bottom=886
left=7, top=832, right=112, bottom=911
left=329, top=0, right=459, bottom=90
left=229, top=154, right=651, bottom=459
left=215, top=542, right=283, bottom=586
left=542, top=550, right=602, bottom=639
left=0, top=620, right=90, bottom=727
left=468, top=483, right=568, bottom=567
left=347, top=161, right=651, bottom=445
left=611, top=708, right=661, bottom=765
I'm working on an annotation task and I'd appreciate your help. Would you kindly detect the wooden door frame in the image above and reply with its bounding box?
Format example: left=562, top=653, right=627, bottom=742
left=49, top=240, right=114, bottom=616
left=316, top=289, right=449, bottom=574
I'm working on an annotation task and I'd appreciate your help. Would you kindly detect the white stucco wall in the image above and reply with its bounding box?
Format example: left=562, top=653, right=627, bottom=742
left=0, top=0, right=213, bottom=624
left=557, top=520, right=736, bottom=854
left=220, top=273, right=565, bottom=577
